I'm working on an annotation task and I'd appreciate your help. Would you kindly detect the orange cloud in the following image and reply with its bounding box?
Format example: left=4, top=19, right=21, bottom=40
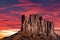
left=0, top=29, right=19, bottom=39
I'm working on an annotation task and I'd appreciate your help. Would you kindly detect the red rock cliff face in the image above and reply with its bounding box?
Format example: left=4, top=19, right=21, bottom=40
left=2, top=14, right=59, bottom=40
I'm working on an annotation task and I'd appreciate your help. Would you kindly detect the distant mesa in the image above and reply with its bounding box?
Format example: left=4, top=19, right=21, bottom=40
left=2, top=14, right=60, bottom=40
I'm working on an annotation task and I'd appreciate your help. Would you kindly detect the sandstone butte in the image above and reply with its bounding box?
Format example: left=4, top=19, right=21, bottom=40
left=2, top=14, right=60, bottom=40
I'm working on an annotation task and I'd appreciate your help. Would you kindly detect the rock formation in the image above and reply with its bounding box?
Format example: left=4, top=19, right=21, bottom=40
left=2, top=14, right=59, bottom=40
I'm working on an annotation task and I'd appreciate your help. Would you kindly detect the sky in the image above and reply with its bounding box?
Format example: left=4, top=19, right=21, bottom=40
left=0, top=0, right=60, bottom=39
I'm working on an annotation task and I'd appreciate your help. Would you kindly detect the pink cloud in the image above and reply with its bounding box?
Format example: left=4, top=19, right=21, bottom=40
left=0, top=12, right=21, bottom=30
left=12, top=3, right=42, bottom=7
left=0, top=3, right=60, bottom=32
left=18, top=0, right=31, bottom=3
left=0, top=8, right=6, bottom=10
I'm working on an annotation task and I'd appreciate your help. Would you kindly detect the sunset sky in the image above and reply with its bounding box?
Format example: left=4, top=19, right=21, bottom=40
left=0, top=0, right=60, bottom=39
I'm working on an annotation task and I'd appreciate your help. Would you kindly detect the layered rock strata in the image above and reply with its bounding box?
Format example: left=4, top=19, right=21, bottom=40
left=2, top=14, right=59, bottom=40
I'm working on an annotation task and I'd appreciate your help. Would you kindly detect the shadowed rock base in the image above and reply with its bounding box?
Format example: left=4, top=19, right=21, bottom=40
left=2, top=31, right=58, bottom=40
left=2, top=14, right=59, bottom=40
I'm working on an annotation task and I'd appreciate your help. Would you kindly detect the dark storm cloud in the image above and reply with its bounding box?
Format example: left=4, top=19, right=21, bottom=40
left=0, top=0, right=19, bottom=7
left=31, top=0, right=60, bottom=3
left=30, top=0, right=60, bottom=6
left=0, top=6, right=25, bottom=12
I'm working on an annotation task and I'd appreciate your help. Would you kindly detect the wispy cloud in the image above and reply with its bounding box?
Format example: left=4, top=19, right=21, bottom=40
left=0, top=0, right=60, bottom=34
